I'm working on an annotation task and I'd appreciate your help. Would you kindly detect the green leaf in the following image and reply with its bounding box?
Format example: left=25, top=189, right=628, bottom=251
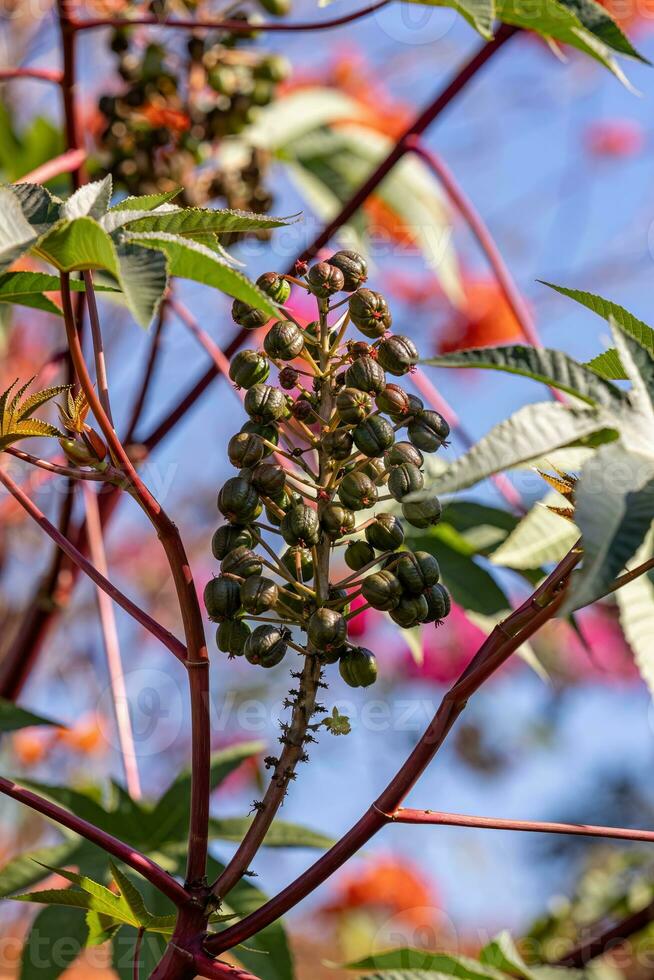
left=62, top=176, right=112, bottom=221
left=414, top=402, right=608, bottom=496
left=586, top=348, right=628, bottom=381
left=17, top=780, right=120, bottom=836
left=86, top=910, right=120, bottom=947
left=490, top=493, right=579, bottom=569
left=109, top=863, right=151, bottom=925
left=0, top=270, right=115, bottom=316
left=610, top=316, right=654, bottom=415
left=556, top=0, right=648, bottom=61
left=344, top=948, right=508, bottom=979
left=405, top=0, right=495, bottom=37
left=0, top=698, right=59, bottom=732
left=562, top=443, right=654, bottom=613
left=113, top=240, right=168, bottom=328
left=616, top=530, right=654, bottom=699
left=107, top=189, right=181, bottom=212
left=0, top=842, right=82, bottom=898
left=0, top=187, right=38, bottom=270
left=407, top=530, right=510, bottom=615
left=23, top=863, right=137, bottom=922
left=422, top=345, right=625, bottom=407
left=11, top=184, right=62, bottom=226
left=125, top=232, right=278, bottom=316
left=480, top=932, right=535, bottom=979
left=20, top=906, right=87, bottom=980
left=209, top=817, right=334, bottom=849
left=118, top=206, right=295, bottom=238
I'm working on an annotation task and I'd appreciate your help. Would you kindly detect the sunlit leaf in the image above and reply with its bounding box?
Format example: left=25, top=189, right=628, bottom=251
left=20, top=906, right=87, bottom=980
left=490, top=493, right=579, bottom=569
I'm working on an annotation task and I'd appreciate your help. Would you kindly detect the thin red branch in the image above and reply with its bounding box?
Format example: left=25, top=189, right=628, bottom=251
left=555, top=900, right=654, bottom=967
left=4, top=446, right=108, bottom=481
left=84, top=269, right=113, bottom=424
left=69, top=0, right=389, bottom=32
left=124, top=304, right=167, bottom=444
left=55, top=0, right=84, bottom=189
left=390, top=808, right=654, bottom=844
left=0, top=67, right=63, bottom=83
left=194, top=954, right=261, bottom=980
left=0, top=463, right=187, bottom=662
left=18, top=149, right=87, bottom=185
left=0, top=777, right=189, bottom=906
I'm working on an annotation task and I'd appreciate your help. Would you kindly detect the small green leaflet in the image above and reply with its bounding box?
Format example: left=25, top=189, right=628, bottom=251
left=343, top=946, right=510, bottom=979
left=209, top=816, right=335, bottom=849
left=0, top=698, right=59, bottom=733
left=0, top=270, right=118, bottom=316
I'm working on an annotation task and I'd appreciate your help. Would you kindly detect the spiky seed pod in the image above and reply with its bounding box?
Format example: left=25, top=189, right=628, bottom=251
left=352, top=414, right=395, bottom=458
left=244, top=625, right=288, bottom=667
left=348, top=341, right=372, bottom=360
left=281, top=546, right=314, bottom=582
left=365, top=512, right=405, bottom=551
left=327, top=250, right=368, bottom=291
left=348, top=289, right=392, bottom=338
left=401, top=496, right=442, bottom=529
left=228, top=432, right=265, bottom=469
left=336, top=387, right=372, bottom=424
left=345, top=355, right=386, bottom=394
left=395, top=551, right=440, bottom=594
left=306, top=261, right=344, bottom=297
left=250, top=463, right=286, bottom=497
left=204, top=576, right=242, bottom=621
left=244, top=383, right=286, bottom=423
left=384, top=441, right=424, bottom=469
left=376, top=383, right=410, bottom=419
left=240, top=575, right=279, bottom=614
left=218, top=477, right=262, bottom=524
left=280, top=504, right=320, bottom=547
left=263, top=320, right=304, bottom=360
left=388, top=593, right=429, bottom=628
left=407, top=410, right=450, bottom=452
left=229, top=349, right=270, bottom=389
left=212, top=524, right=253, bottom=561
left=307, top=607, right=347, bottom=653
left=423, top=583, right=451, bottom=623
left=291, top=398, right=313, bottom=421
left=241, top=420, right=279, bottom=456
left=376, top=334, right=418, bottom=376
left=338, top=471, right=378, bottom=511
left=322, top=428, right=354, bottom=461
left=279, top=366, right=299, bottom=390
left=361, top=570, right=402, bottom=611
left=344, top=540, right=376, bottom=571
left=321, top=503, right=356, bottom=538
left=387, top=463, right=424, bottom=501
left=221, top=546, right=263, bottom=579
left=232, top=299, right=269, bottom=330
left=256, top=271, right=291, bottom=304
left=339, top=646, right=378, bottom=687
left=217, top=619, right=251, bottom=655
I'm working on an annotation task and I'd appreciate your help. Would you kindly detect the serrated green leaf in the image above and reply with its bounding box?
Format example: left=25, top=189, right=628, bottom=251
left=556, top=0, right=648, bottom=61
left=86, top=910, right=120, bottom=947
left=0, top=270, right=119, bottom=316
left=119, top=206, right=295, bottom=238
left=405, top=0, right=495, bottom=37
left=107, top=189, right=181, bottom=212
left=610, top=317, right=654, bottom=415
left=209, top=816, right=334, bottom=849
left=109, top=862, right=151, bottom=926
left=62, top=176, right=112, bottom=221
left=490, top=492, right=579, bottom=569
left=113, top=240, right=168, bottom=328
left=422, top=345, right=625, bottom=407
left=11, top=184, right=61, bottom=227
left=20, top=906, right=87, bottom=980
left=344, top=947, right=508, bottom=979
left=0, top=842, right=82, bottom=898
left=586, top=348, right=628, bottom=381
left=617, top=530, right=654, bottom=698
left=480, top=932, right=535, bottom=979
left=0, top=698, right=59, bottom=732
left=0, top=187, right=38, bottom=270
left=29, top=863, right=137, bottom=923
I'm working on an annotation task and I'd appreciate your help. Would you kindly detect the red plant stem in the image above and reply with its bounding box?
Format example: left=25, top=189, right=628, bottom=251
left=4, top=446, right=108, bottom=481
left=0, top=464, right=187, bottom=662
left=124, top=303, right=167, bottom=444
left=555, top=901, right=654, bottom=967
left=19, top=149, right=87, bottom=185
left=0, top=777, right=189, bottom=906
left=0, top=67, right=63, bottom=83
left=83, top=483, right=142, bottom=799
left=84, top=270, right=113, bottom=424
left=390, top=808, right=654, bottom=844
left=193, top=954, right=261, bottom=980
left=69, top=0, right=390, bottom=32
left=55, top=0, right=84, bottom=190
left=60, top=273, right=211, bottom=889
left=133, top=928, right=144, bottom=980
left=207, top=548, right=580, bottom=955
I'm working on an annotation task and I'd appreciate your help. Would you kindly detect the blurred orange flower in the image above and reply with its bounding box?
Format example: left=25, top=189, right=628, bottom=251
left=12, top=730, right=52, bottom=768
left=438, top=278, right=524, bottom=353
left=321, top=856, right=440, bottom=928
left=57, top=714, right=107, bottom=756
left=140, top=103, right=191, bottom=134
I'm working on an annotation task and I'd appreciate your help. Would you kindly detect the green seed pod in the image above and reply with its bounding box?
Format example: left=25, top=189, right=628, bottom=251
left=263, top=320, right=304, bottom=360
left=365, top=513, right=405, bottom=551
left=345, top=355, right=386, bottom=394
left=216, top=619, right=251, bottom=655
left=229, top=349, right=270, bottom=389
left=251, top=463, right=286, bottom=497
left=339, top=646, right=378, bottom=687
left=240, top=575, right=279, bottom=614
left=384, top=441, right=424, bottom=469
left=218, top=477, right=262, bottom=524
left=359, top=458, right=386, bottom=483
left=395, top=550, right=440, bottom=594
left=401, top=496, right=442, bottom=529
left=204, top=576, right=242, bottom=621
left=321, top=503, right=356, bottom=538
left=405, top=394, right=425, bottom=417
left=327, top=250, right=368, bottom=292
left=388, top=593, right=429, bottom=628
left=228, top=431, right=265, bottom=469
left=265, top=488, right=300, bottom=527
left=254, top=54, right=291, bottom=83
left=244, top=625, right=288, bottom=667
left=232, top=299, right=269, bottom=330
left=338, top=471, right=378, bottom=511
left=336, top=387, right=372, bottom=424
left=352, top=414, right=395, bottom=458
left=303, top=320, right=338, bottom=350
left=361, top=569, right=402, bottom=610
left=407, top=410, right=450, bottom=452
left=256, top=0, right=292, bottom=16
left=306, top=261, right=344, bottom=297
left=344, top=540, right=375, bottom=571
left=212, top=525, right=253, bottom=561
left=281, top=546, right=314, bottom=582
left=423, top=583, right=451, bottom=623
left=244, top=383, right=286, bottom=423
left=241, top=420, right=279, bottom=457
left=59, top=436, right=97, bottom=466
left=376, top=334, right=418, bottom=376
left=307, top=607, right=347, bottom=653
left=280, top=504, right=320, bottom=547
left=221, top=546, right=262, bottom=579
left=376, top=383, right=410, bottom=419
left=256, top=271, right=291, bottom=303
left=322, top=427, right=354, bottom=461
left=387, top=463, right=424, bottom=501
left=348, top=289, right=392, bottom=338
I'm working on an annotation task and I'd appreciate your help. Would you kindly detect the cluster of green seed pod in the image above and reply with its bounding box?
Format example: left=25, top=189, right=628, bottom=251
left=205, top=251, right=451, bottom=689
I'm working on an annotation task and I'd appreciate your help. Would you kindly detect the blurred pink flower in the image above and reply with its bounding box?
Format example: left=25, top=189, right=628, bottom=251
left=538, top=607, right=638, bottom=683
left=402, top=604, right=488, bottom=685
left=585, top=120, right=645, bottom=158
left=347, top=591, right=378, bottom=638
